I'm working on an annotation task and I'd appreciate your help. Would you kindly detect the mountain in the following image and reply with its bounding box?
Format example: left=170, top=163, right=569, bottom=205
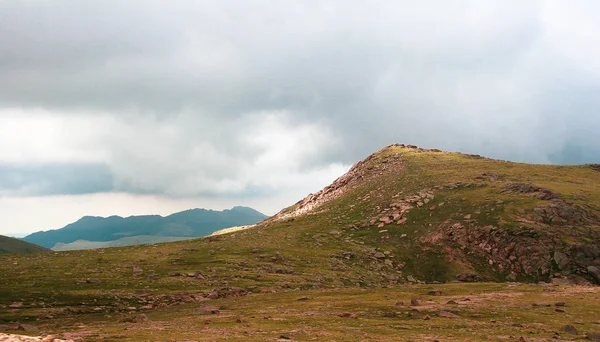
left=0, top=235, right=49, bottom=254
left=2, top=144, right=600, bottom=340
left=22, top=206, right=268, bottom=248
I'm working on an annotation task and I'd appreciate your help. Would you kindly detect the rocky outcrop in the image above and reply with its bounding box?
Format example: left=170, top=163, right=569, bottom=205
left=501, top=182, right=558, bottom=200
left=270, top=145, right=408, bottom=222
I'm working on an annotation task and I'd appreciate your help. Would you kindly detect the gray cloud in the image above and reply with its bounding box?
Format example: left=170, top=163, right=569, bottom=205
left=0, top=0, right=599, bottom=199
left=0, top=163, right=113, bottom=196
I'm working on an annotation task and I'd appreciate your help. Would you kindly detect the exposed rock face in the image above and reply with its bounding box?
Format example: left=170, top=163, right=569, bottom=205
left=501, top=182, right=558, bottom=200
left=270, top=144, right=441, bottom=222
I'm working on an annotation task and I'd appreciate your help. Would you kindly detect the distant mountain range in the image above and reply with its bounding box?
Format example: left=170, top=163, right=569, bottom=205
left=0, top=235, right=49, bottom=254
left=22, top=206, right=268, bottom=249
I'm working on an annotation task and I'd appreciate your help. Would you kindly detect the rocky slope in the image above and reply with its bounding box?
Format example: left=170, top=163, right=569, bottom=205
left=269, top=144, right=600, bottom=284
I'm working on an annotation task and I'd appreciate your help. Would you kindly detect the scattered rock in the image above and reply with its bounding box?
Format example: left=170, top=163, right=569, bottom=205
left=438, top=311, right=459, bottom=319
left=85, top=278, right=102, bottom=284
left=587, top=332, right=600, bottom=341
left=338, top=312, right=358, bottom=318
left=427, top=290, right=444, bottom=296
left=17, top=324, right=37, bottom=331
left=119, top=314, right=148, bottom=323
left=423, top=314, right=431, bottom=320
left=374, top=252, right=386, bottom=259
left=456, top=273, right=481, bottom=282
left=195, top=306, right=220, bottom=315
left=561, top=324, right=578, bottom=335
left=296, top=296, right=311, bottom=301
left=446, top=300, right=458, bottom=305
left=410, top=298, right=419, bottom=306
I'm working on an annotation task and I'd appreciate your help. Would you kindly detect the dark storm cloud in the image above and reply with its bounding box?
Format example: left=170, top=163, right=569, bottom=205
left=0, top=1, right=599, bottom=198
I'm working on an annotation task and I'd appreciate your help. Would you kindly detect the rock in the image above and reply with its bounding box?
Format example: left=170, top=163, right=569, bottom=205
left=207, top=291, right=219, bottom=300
left=423, top=314, right=431, bottom=320
left=554, top=251, right=570, bottom=270
left=456, top=273, right=481, bottom=282
left=438, top=311, right=459, bottom=318
left=395, top=301, right=404, bottom=307
left=195, top=306, right=220, bottom=315
left=587, top=266, right=600, bottom=283
left=561, top=324, right=578, bottom=335
left=446, top=300, right=458, bottom=305
left=119, top=314, right=148, bottom=323
left=374, top=252, right=385, bottom=259
left=168, top=271, right=181, bottom=277
left=17, top=324, right=37, bottom=331
left=406, top=275, right=417, bottom=282
left=410, top=298, right=419, bottom=306
left=338, top=312, right=358, bottom=318
left=427, top=290, right=444, bottom=296
left=9, top=302, right=23, bottom=308
left=85, top=278, right=102, bottom=284
left=554, top=302, right=566, bottom=307
left=464, top=214, right=472, bottom=220
left=555, top=307, right=566, bottom=313
left=587, top=332, right=600, bottom=341
left=296, top=296, right=311, bottom=301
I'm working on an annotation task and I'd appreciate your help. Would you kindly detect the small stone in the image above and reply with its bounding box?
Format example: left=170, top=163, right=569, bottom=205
left=446, top=300, right=458, bottom=305
left=374, top=252, right=386, bottom=259
left=410, top=298, right=419, bottom=306
left=438, top=311, right=458, bottom=318
left=423, top=314, right=431, bottom=320
left=119, top=314, right=148, bottom=323
left=555, top=307, right=566, bottom=313
left=195, top=306, right=220, bottom=315
left=427, top=290, right=444, bottom=296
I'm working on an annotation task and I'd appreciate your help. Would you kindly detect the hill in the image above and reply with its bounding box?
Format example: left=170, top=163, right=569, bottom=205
left=22, top=206, right=268, bottom=248
left=1, top=144, right=600, bottom=340
left=51, top=236, right=197, bottom=251
left=0, top=235, right=49, bottom=254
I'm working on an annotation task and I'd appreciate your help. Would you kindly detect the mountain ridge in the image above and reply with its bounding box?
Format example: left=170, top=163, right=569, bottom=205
left=22, top=206, right=268, bottom=248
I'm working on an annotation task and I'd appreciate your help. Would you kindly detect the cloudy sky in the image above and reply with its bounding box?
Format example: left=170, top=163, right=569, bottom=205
left=1, top=1, right=599, bottom=236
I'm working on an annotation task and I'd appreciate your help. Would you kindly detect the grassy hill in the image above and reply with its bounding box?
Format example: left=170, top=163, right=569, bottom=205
left=22, top=206, right=268, bottom=248
left=0, top=235, right=49, bottom=254
left=1, top=144, right=600, bottom=340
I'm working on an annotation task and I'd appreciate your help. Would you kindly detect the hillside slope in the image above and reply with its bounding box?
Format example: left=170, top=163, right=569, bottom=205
left=1, top=144, right=600, bottom=340
left=22, top=206, right=268, bottom=248
left=0, top=235, right=48, bottom=254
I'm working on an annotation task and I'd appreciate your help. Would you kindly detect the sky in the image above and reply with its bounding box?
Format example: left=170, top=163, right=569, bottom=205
left=1, top=0, right=599, bottom=236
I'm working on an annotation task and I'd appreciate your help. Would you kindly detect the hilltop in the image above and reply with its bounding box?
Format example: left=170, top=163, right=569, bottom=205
left=22, top=206, right=268, bottom=249
left=0, top=235, right=48, bottom=254
left=1, top=144, right=600, bottom=341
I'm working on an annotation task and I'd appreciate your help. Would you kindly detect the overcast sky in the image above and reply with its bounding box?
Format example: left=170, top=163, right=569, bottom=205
left=1, top=1, right=599, bottom=235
